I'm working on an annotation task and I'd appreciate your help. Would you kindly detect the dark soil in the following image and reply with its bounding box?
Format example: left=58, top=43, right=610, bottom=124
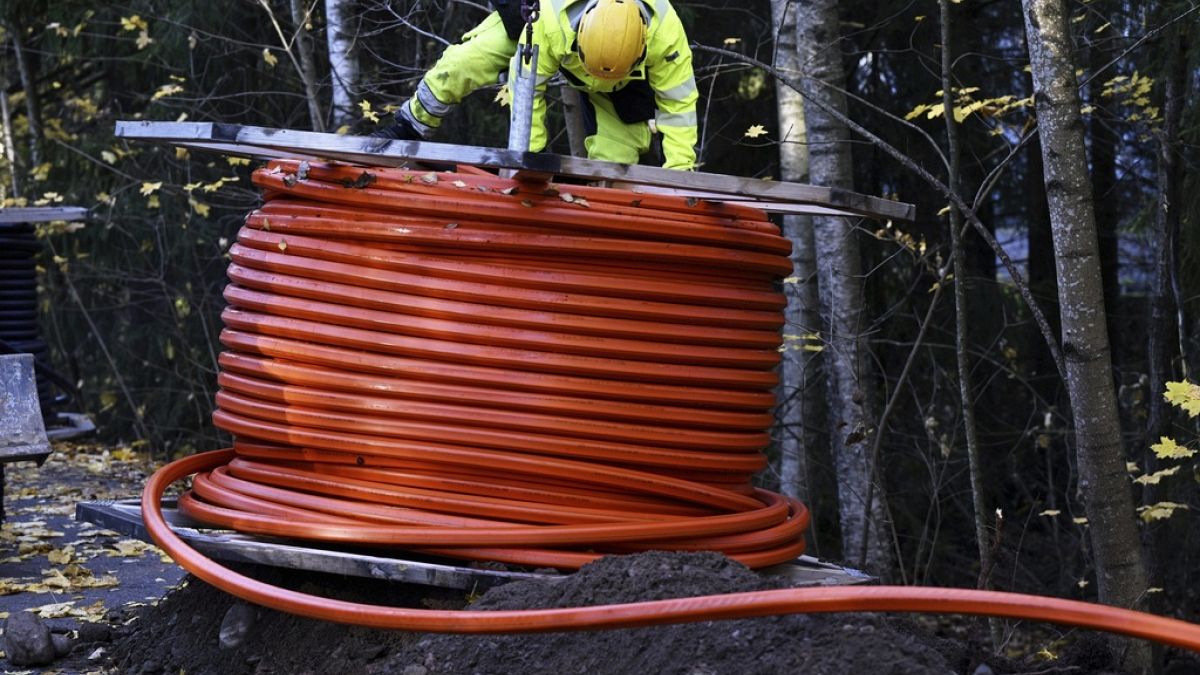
left=105, top=551, right=1065, bottom=675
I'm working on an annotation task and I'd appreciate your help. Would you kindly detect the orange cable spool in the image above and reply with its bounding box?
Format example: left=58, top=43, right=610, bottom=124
left=170, top=159, right=804, bottom=569
left=143, top=160, right=1200, bottom=650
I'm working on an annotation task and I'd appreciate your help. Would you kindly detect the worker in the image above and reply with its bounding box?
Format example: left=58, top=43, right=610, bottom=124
left=374, top=0, right=698, bottom=171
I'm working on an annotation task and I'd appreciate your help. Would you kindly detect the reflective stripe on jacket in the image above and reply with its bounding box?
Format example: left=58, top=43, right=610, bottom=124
left=401, top=13, right=517, bottom=136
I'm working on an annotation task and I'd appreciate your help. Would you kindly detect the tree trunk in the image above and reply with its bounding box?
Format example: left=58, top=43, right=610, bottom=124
left=289, top=0, right=325, bottom=131
left=770, top=0, right=821, bottom=508
left=324, top=0, right=360, bottom=129
left=7, top=23, right=42, bottom=169
left=795, top=0, right=891, bottom=574
left=1088, top=58, right=1121, bottom=361
left=0, top=82, right=19, bottom=195
left=1021, top=0, right=1150, bottom=669
left=1146, top=22, right=1188, bottom=637
left=939, top=0, right=999, bottom=650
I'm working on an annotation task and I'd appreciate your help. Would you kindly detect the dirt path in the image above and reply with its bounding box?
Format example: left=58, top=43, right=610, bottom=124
left=1, top=442, right=184, bottom=673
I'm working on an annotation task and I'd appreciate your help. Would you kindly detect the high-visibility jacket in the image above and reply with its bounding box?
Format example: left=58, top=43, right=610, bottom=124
left=401, top=1, right=698, bottom=170
left=399, top=12, right=517, bottom=138
left=512, top=0, right=698, bottom=169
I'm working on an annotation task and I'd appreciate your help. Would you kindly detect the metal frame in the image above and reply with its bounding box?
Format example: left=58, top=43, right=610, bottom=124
left=0, top=354, right=51, bottom=465
left=114, top=121, right=915, bottom=221
left=76, top=499, right=872, bottom=591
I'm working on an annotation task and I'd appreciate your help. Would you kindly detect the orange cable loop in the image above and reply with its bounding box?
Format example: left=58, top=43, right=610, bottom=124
left=145, top=160, right=1200, bottom=651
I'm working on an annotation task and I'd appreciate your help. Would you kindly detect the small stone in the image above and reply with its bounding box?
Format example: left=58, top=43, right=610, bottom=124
left=219, top=602, right=256, bottom=650
left=51, top=631, right=74, bottom=657
left=3, top=611, right=57, bottom=666
left=403, top=665, right=429, bottom=675
left=76, top=622, right=114, bottom=643
left=971, top=665, right=995, bottom=675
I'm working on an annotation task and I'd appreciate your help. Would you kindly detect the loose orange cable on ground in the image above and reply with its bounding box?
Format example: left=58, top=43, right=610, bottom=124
left=145, top=160, right=1200, bottom=652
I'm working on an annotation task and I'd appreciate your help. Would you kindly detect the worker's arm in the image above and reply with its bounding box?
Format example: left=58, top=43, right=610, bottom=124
left=509, top=16, right=562, bottom=153
left=396, top=13, right=518, bottom=137
left=646, top=10, right=698, bottom=170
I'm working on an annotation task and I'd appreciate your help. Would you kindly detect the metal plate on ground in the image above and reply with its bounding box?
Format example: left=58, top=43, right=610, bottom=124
left=76, top=498, right=872, bottom=591
left=114, top=121, right=916, bottom=221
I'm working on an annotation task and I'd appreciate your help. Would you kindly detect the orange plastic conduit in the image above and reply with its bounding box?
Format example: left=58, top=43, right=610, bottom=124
left=145, top=160, right=1200, bottom=651
left=146, top=451, right=1200, bottom=650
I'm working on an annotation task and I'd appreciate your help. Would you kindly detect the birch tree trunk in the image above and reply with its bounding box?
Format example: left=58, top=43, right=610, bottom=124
left=795, top=0, right=891, bottom=573
left=324, top=0, right=360, bottom=129
left=289, top=0, right=326, bottom=132
left=770, top=0, right=822, bottom=511
left=1021, top=0, right=1150, bottom=668
left=7, top=24, right=42, bottom=169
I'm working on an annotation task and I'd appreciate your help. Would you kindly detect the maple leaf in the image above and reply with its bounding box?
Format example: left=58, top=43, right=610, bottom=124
left=262, top=48, right=278, bottom=67
left=1163, top=381, right=1200, bottom=417
left=1151, top=436, right=1196, bottom=460
left=359, top=99, right=380, bottom=123
left=139, top=181, right=162, bottom=196
left=744, top=124, right=768, bottom=139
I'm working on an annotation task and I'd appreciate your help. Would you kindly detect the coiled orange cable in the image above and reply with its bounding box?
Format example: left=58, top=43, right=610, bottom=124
left=144, top=160, right=1200, bottom=651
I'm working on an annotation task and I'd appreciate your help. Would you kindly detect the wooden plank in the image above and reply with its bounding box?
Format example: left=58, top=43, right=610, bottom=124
left=114, top=121, right=916, bottom=221
left=0, top=207, right=89, bottom=224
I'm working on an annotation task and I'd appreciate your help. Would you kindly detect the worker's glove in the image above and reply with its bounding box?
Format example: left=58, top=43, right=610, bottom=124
left=369, top=116, right=422, bottom=141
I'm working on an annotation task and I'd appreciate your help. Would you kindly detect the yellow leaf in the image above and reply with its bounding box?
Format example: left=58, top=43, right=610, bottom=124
left=358, top=100, right=380, bottom=123
left=1038, top=509, right=1060, bottom=517
left=47, top=545, right=75, bottom=565
left=140, top=181, right=163, bottom=196
left=226, top=157, right=250, bottom=166
left=278, top=238, right=288, bottom=252
left=136, top=29, right=153, bottom=50
left=1072, top=517, right=1088, bottom=525
left=262, top=48, right=278, bottom=67
left=1133, top=465, right=1181, bottom=485
left=1163, top=381, right=1200, bottom=417
left=175, top=147, right=189, bottom=160
left=744, top=124, right=768, bottom=139
left=120, top=15, right=148, bottom=32
left=723, top=37, right=741, bottom=46
left=1037, top=648, right=1058, bottom=661
left=1138, top=502, right=1189, bottom=522
left=936, top=205, right=951, bottom=217
left=495, top=85, right=512, bottom=108
left=1151, top=436, right=1196, bottom=460
left=189, top=198, right=210, bottom=217
left=151, top=83, right=183, bottom=101
left=101, top=150, right=118, bottom=164
left=29, top=162, right=52, bottom=181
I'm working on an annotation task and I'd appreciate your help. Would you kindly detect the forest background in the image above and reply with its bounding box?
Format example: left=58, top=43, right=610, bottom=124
left=1, top=0, right=1198, bottom=658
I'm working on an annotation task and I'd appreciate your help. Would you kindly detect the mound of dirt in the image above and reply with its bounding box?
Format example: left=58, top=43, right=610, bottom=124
left=396, top=551, right=962, bottom=675
left=103, top=551, right=1056, bottom=675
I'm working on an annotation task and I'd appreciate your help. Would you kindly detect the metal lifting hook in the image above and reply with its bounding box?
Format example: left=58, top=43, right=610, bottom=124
left=520, top=0, right=539, bottom=65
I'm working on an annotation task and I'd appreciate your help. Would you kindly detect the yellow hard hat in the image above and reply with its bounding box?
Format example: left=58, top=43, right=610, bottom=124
left=576, top=0, right=648, bottom=80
